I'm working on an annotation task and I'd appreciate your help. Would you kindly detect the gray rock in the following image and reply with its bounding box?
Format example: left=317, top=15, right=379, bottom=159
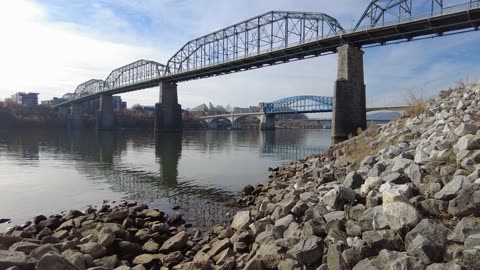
left=372, top=250, right=425, bottom=270
left=8, top=242, right=40, bottom=255
left=230, top=211, right=250, bottom=231
left=322, top=186, right=355, bottom=210
left=464, top=234, right=480, bottom=248
left=207, top=238, right=231, bottom=257
left=0, top=250, right=36, bottom=270
left=0, top=234, right=21, bottom=249
left=406, top=234, right=442, bottom=264
left=256, top=243, right=282, bottom=269
left=383, top=202, right=420, bottom=231
left=286, top=236, right=324, bottom=265
left=274, top=214, right=294, bottom=234
left=455, top=248, right=480, bottom=270
left=346, top=220, right=362, bottom=237
left=363, top=229, right=402, bottom=251
left=94, top=255, right=119, bottom=269
left=358, top=206, right=389, bottom=232
left=435, top=176, right=469, bottom=200
left=448, top=217, right=480, bottom=243
left=352, top=258, right=378, bottom=270
left=324, top=211, right=345, bottom=223
left=97, top=228, right=115, bottom=248
left=419, top=199, right=449, bottom=216
left=36, top=252, right=79, bottom=270
left=327, top=242, right=347, bottom=270
left=302, top=218, right=326, bottom=237
left=30, top=244, right=60, bottom=260
left=392, top=158, right=414, bottom=173
left=61, top=250, right=85, bottom=270
left=454, top=123, right=479, bottom=136
left=448, top=183, right=480, bottom=217
left=159, top=231, right=188, bottom=252
left=344, top=171, right=364, bottom=189
left=425, top=261, right=468, bottom=270
left=361, top=177, right=382, bottom=195
left=277, top=258, right=303, bottom=270
left=405, top=219, right=451, bottom=248
left=454, top=134, right=480, bottom=152
left=290, top=201, right=308, bottom=217
left=383, top=172, right=410, bottom=184
left=77, top=242, right=106, bottom=259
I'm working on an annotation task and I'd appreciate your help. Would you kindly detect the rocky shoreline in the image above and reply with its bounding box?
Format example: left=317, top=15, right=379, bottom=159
left=2, top=81, right=480, bottom=269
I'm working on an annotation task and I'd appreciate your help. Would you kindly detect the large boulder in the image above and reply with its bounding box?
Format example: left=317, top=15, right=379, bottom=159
left=448, top=217, right=480, bottom=243
left=230, top=211, right=251, bottom=231
left=159, top=231, right=188, bottom=252
left=0, top=250, right=36, bottom=270
left=434, top=176, right=469, bottom=201
left=383, top=202, right=420, bottom=231
left=36, top=252, right=79, bottom=270
left=405, top=219, right=451, bottom=248
left=286, top=236, right=324, bottom=265
left=448, top=183, right=480, bottom=217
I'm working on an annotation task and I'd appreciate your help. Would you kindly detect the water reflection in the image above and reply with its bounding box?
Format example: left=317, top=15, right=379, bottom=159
left=155, top=133, right=181, bottom=187
left=0, top=128, right=330, bottom=230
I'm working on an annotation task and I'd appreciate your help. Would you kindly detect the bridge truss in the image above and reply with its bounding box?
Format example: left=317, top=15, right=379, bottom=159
left=166, top=11, right=344, bottom=75
left=57, top=0, right=480, bottom=106
left=260, top=96, right=333, bottom=115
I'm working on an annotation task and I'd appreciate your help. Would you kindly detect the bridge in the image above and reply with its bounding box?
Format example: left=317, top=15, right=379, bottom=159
left=54, top=0, right=480, bottom=143
left=199, top=95, right=406, bottom=129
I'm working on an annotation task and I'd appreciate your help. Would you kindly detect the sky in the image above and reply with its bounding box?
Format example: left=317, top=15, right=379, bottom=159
left=0, top=0, right=479, bottom=109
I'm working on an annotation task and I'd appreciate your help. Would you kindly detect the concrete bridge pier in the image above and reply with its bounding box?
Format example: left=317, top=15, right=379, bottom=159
left=58, top=107, right=69, bottom=117
left=69, top=103, right=85, bottom=129
left=96, top=94, right=115, bottom=131
left=331, top=44, right=366, bottom=144
left=155, top=82, right=182, bottom=132
left=259, top=114, right=275, bottom=130
left=231, top=118, right=242, bottom=130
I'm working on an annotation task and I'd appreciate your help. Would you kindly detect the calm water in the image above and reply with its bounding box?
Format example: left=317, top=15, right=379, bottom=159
left=0, top=128, right=330, bottom=231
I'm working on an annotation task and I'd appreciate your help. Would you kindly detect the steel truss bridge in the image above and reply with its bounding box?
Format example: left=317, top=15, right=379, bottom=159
left=200, top=95, right=406, bottom=121
left=56, top=0, right=480, bottom=107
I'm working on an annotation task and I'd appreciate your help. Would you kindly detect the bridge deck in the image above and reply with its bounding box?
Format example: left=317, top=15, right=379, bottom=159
left=56, top=3, right=480, bottom=107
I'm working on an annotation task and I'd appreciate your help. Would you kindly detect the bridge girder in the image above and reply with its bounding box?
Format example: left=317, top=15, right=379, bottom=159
left=260, top=95, right=333, bottom=114
left=166, top=11, right=344, bottom=75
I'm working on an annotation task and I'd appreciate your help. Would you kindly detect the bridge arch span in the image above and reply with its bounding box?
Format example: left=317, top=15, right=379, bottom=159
left=261, top=95, right=333, bottom=114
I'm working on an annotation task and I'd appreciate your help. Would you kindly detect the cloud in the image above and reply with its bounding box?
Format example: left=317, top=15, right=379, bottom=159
left=1, top=0, right=479, bottom=111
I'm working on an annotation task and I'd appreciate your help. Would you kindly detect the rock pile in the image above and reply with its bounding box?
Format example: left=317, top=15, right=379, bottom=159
left=2, top=81, right=480, bottom=269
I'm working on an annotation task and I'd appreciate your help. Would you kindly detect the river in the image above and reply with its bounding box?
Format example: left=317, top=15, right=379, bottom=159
left=0, top=128, right=330, bottom=231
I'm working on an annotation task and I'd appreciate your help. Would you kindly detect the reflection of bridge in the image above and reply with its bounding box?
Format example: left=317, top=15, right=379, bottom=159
left=54, top=1, right=480, bottom=143
left=200, top=95, right=406, bottom=130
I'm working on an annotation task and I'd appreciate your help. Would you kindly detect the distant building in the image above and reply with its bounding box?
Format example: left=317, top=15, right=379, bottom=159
left=233, top=106, right=260, bottom=113
left=41, top=97, right=65, bottom=107
left=113, top=96, right=127, bottom=110
left=10, top=92, right=39, bottom=108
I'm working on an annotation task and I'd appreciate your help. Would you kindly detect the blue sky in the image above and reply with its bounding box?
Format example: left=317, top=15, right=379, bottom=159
left=0, top=0, right=479, bottom=109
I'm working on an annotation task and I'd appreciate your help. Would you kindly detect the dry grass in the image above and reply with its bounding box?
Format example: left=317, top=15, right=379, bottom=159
left=403, top=90, right=426, bottom=118
left=336, top=123, right=400, bottom=165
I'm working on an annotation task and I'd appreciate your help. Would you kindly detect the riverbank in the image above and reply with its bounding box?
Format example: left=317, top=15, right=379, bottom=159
left=2, top=81, right=480, bottom=269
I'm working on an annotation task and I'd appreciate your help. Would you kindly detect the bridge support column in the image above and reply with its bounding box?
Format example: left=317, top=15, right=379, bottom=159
left=96, top=94, right=115, bottom=131
left=155, top=82, right=182, bottom=132
left=259, top=114, right=275, bottom=130
left=69, top=103, right=85, bottom=129
left=332, top=44, right=366, bottom=144
left=232, top=117, right=242, bottom=130
left=58, top=107, right=69, bottom=117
